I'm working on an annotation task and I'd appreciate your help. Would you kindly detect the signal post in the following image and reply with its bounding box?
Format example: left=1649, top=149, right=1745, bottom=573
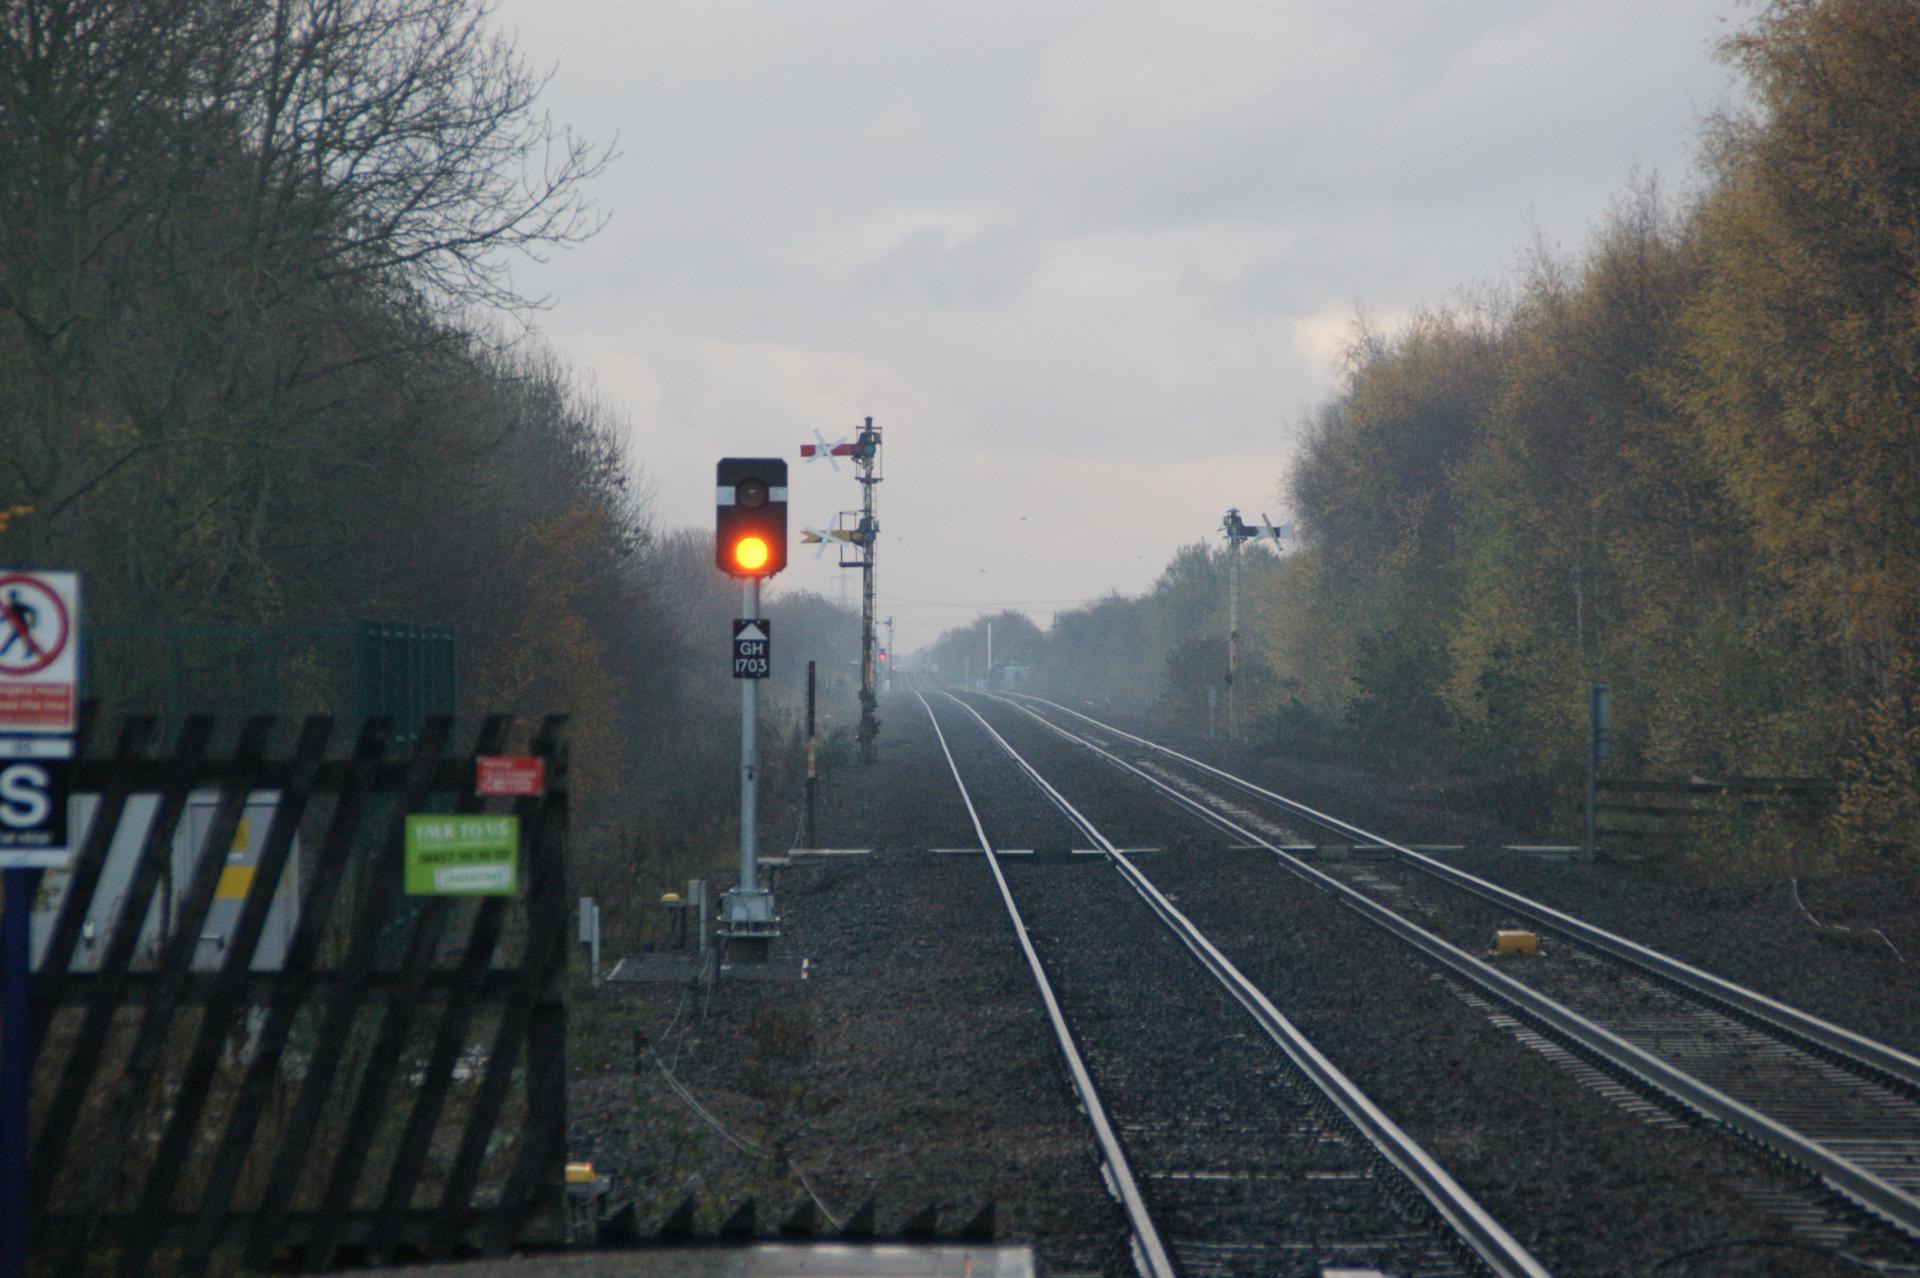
left=1220, top=509, right=1289, bottom=740
left=716, top=459, right=787, bottom=956
left=851, top=419, right=882, bottom=764
left=798, top=418, right=883, bottom=762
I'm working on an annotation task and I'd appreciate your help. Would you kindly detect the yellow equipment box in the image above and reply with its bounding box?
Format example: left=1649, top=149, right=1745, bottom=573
left=1493, top=929, right=1539, bottom=956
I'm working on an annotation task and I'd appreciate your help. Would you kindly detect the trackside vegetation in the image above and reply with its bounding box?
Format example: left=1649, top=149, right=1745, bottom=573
left=933, top=0, right=1920, bottom=869
left=0, top=0, right=857, bottom=946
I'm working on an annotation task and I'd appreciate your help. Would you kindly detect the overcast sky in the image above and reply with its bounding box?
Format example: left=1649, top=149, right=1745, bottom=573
left=490, top=0, right=1745, bottom=655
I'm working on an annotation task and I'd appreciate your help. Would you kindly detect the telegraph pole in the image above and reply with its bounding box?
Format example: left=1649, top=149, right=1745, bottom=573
left=854, top=418, right=883, bottom=764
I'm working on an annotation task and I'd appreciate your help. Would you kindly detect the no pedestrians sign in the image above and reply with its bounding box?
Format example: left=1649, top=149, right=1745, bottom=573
left=0, top=571, right=80, bottom=736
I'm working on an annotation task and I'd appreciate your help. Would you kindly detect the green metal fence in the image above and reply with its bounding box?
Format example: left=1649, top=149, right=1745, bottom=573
left=83, top=621, right=456, bottom=745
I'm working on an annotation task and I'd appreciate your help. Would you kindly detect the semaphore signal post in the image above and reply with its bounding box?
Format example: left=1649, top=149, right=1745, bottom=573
left=1219, top=509, right=1290, bottom=741
left=801, top=418, right=884, bottom=764
left=852, top=419, right=882, bottom=764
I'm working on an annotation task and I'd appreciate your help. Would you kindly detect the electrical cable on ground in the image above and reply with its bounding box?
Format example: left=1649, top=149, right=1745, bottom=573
left=1790, top=877, right=1906, bottom=963
left=647, top=1048, right=841, bottom=1230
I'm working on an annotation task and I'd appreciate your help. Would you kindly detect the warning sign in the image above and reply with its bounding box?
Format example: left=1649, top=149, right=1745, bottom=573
left=476, top=755, right=546, bottom=797
left=0, top=570, right=79, bottom=735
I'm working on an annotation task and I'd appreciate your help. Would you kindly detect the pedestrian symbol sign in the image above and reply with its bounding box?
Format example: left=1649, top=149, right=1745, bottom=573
left=733, top=619, right=770, bottom=679
left=0, top=570, right=79, bottom=735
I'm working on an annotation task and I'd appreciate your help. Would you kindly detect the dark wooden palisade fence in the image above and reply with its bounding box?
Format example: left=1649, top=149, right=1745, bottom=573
left=27, top=710, right=571, bottom=1274
left=1595, top=775, right=1839, bottom=858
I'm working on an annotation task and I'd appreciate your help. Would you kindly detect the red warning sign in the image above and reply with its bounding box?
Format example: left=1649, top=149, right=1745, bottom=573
left=0, top=685, right=74, bottom=730
left=476, top=755, right=545, bottom=797
left=0, top=571, right=79, bottom=735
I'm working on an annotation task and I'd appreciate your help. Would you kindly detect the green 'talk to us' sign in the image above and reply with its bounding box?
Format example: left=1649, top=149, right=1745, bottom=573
left=404, top=814, right=519, bottom=896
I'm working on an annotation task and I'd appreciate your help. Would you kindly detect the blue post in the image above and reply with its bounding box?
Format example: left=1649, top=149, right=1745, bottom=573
left=2, top=865, right=41, bottom=1277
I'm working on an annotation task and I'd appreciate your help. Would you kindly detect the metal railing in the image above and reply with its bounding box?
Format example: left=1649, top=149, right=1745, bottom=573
left=84, top=620, right=455, bottom=747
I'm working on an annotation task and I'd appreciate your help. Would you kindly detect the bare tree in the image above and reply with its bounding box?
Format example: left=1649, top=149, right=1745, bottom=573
left=0, top=0, right=612, bottom=583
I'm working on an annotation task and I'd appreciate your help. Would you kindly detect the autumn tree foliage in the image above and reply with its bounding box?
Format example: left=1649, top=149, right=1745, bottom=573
left=1010, top=0, right=1920, bottom=864
left=1255, top=0, right=1920, bottom=855
left=1689, top=0, right=1920, bottom=651
left=1686, top=0, right=1920, bottom=846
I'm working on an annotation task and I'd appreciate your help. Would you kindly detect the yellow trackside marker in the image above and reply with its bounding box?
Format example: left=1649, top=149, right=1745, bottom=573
left=565, top=1163, right=597, bottom=1184
left=216, top=866, right=256, bottom=900
left=231, top=816, right=250, bottom=852
left=1493, top=929, right=1539, bottom=957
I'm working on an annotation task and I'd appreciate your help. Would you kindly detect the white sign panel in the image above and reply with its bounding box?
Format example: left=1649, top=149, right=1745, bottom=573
left=0, top=757, right=69, bottom=867
left=0, top=570, right=80, bottom=735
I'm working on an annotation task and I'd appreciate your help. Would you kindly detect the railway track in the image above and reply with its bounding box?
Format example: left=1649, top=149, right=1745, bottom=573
left=913, top=683, right=1550, bottom=1278
left=981, top=689, right=1920, bottom=1257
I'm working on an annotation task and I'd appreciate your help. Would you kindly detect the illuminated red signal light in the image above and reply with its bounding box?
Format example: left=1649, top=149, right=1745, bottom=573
left=715, top=459, right=788, bottom=577
left=733, top=536, right=770, bottom=572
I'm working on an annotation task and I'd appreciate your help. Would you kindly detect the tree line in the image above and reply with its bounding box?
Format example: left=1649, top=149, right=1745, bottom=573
left=0, top=0, right=859, bottom=941
left=933, top=0, right=1920, bottom=863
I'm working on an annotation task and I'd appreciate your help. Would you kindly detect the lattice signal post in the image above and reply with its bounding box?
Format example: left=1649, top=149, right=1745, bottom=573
left=851, top=419, right=883, bottom=764
left=798, top=418, right=883, bottom=763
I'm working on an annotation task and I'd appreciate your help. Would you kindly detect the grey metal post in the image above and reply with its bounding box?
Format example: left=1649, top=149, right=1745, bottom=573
left=1586, top=682, right=1611, bottom=863
left=578, top=898, right=601, bottom=980
left=740, top=576, right=760, bottom=894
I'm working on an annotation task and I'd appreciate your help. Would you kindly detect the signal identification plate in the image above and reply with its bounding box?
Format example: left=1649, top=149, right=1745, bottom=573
left=732, top=619, right=771, bottom=679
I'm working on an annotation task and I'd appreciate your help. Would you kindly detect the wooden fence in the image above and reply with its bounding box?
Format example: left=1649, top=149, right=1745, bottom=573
left=1595, top=775, right=1839, bottom=858
left=24, top=710, right=569, bottom=1274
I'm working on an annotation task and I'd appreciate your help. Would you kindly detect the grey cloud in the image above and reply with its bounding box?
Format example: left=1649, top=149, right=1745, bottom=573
left=491, top=0, right=1744, bottom=633
left=852, top=220, right=1045, bottom=309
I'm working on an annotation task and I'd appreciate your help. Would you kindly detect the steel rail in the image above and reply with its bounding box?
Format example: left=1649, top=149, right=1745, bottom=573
left=1005, top=693, right=1920, bottom=1094
left=910, top=686, right=1178, bottom=1278
left=939, top=691, right=1552, bottom=1278
left=982, top=691, right=1920, bottom=1241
